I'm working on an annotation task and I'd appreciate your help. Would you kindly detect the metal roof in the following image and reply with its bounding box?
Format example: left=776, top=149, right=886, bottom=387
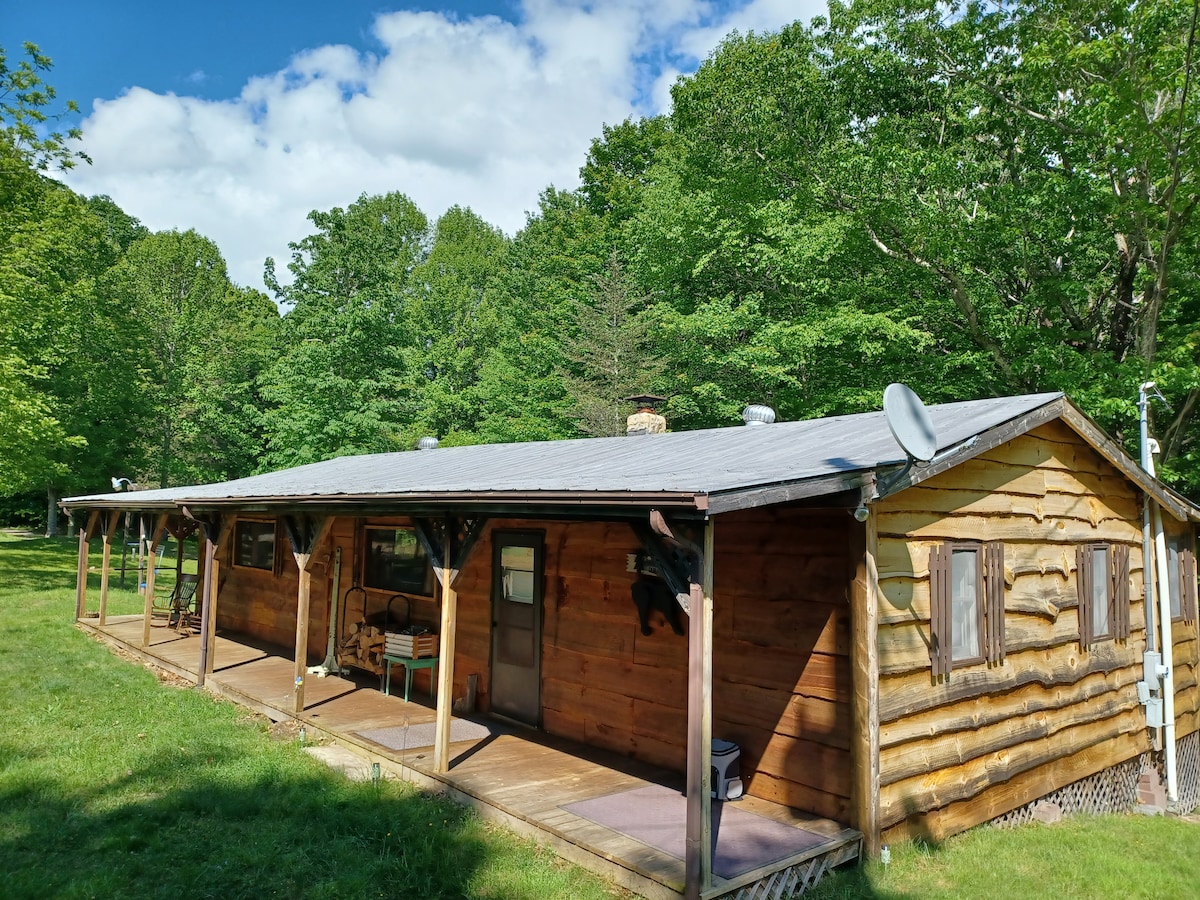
left=63, top=392, right=1082, bottom=515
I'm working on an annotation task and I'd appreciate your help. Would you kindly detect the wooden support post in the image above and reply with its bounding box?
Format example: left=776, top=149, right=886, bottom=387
left=684, top=519, right=715, bottom=900
left=205, top=518, right=234, bottom=675
left=411, top=514, right=485, bottom=776
left=98, top=510, right=120, bottom=626
left=287, top=516, right=331, bottom=715
left=850, top=514, right=881, bottom=856
left=142, top=515, right=168, bottom=647
left=197, top=527, right=217, bottom=686
left=434, top=562, right=458, bottom=774
left=75, top=511, right=99, bottom=620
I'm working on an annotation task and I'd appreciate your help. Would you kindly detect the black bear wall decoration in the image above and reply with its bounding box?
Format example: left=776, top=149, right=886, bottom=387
left=631, top=573, right=685, bottom=636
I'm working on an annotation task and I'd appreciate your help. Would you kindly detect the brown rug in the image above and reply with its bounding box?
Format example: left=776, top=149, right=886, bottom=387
left=563, top=784, right=827, bottom=879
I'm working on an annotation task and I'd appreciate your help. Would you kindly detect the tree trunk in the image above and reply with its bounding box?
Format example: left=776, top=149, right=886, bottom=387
left=45, top=485, right=60, bottom=537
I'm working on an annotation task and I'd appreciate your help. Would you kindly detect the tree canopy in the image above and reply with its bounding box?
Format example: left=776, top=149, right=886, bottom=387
left=4, top=4, right=1200, bottom=526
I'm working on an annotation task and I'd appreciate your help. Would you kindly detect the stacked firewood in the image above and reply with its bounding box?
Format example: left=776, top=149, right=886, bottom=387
left=336, top=622, right=386, bottom=673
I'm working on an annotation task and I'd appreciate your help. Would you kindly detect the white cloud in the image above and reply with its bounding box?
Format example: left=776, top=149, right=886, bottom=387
left=62, top=1, right=812, bottom=294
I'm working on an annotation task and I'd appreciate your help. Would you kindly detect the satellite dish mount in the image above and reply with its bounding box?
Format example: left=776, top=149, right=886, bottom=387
left=878, top=383, right=938, bottom=495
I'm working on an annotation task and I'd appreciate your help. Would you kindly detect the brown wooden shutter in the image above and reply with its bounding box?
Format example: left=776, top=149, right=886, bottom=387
left=1076, top=544, right=1093, bottom=648
left=930, top=543, right=950, bottom=679
left=984, top=541, right=1005, bottom=665
left=1112, top=544, right=1130, bottom=641
left=1183, top=546, right=1197, bottom=626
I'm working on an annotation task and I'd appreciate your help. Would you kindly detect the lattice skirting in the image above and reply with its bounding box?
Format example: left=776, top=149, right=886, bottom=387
left=1166, top=730, right=1200, bottom=813
left=725, top=853, right=835, bottom=900
left=989, top=753, right=1147, bottom=828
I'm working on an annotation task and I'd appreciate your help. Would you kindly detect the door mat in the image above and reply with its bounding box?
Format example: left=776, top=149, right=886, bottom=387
left=563, top=783, right=827, bottom=880
left=356, top=718, right=495, bottom=751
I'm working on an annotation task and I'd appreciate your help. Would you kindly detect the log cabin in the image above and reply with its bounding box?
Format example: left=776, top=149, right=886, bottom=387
left=63, top=390, right=1200, bottom=898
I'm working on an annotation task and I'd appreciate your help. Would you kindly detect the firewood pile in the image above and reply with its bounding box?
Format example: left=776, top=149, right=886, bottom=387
left=337, top=622, right=386, bottom=674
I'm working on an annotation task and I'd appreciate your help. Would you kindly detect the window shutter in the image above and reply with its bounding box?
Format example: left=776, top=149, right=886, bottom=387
left=1112, top=544, right=1130, bottom=640
left=1076, top=544, right=1093, bottom=648
left=1183, top=546, right=1197, bottom=626
left=930, top=543, right=951, bottom=679
left=984, top=541, right=1005, bottom=665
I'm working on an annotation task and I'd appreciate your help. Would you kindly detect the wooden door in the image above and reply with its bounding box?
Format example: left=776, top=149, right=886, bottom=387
left=490, top=531, right=543, bottom=726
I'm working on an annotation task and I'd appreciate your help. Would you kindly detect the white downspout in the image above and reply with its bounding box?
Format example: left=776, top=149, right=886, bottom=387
left=1140, top=381, right=1177, bottom=802
left=1151, top=502, right=1178, bottom=802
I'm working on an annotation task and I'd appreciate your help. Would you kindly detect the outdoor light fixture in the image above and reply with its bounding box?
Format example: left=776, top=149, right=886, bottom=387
left=111, top=476, right=132, bottom=491
left=853, top=505, right=870, bottom=522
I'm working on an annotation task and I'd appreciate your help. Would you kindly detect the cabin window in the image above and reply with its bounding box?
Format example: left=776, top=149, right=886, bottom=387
left=1076, top=543, right=1130, bottom=647
left=930, top=541, right=1005, bottom=678
left=1168, top=536, right=1198, bottom=624
left=364, top=526, right=434, bottom=596
left=234, top=520, right=275, bottom=570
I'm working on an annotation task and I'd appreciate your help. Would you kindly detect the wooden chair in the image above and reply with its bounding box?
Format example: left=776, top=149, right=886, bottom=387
left=152, top=574, right=199, bottom=631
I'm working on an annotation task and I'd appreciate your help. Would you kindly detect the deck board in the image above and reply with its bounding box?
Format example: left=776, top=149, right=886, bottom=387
left=84, top=616, right=859, bottom=898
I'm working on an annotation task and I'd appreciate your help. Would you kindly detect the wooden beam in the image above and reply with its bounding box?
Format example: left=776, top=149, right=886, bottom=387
left=205, top=516, right=236, bottom=675
left=98, top=510, right=121, bottom=626
left=75, top=510, right=99, bottom=620
left=141, top=514, right=168, bottom=647
left=684, top=519, right=714, bottom=899
left=433, top=560, right=459, bottom=774
left=412, top=514, right=486, bottom=775
left=197, top=525, right=217, bottom=686
left=850, top=514, right=881, bottom=857
left=287, top=516, right=331, bottom=714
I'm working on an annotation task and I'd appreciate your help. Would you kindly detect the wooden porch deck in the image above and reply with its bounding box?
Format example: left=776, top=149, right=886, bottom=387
left=83, top=615, right=861, bottom=899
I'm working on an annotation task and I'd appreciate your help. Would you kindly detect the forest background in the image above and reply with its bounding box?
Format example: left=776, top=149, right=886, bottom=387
left=3, top=0, right=1199, bottom=533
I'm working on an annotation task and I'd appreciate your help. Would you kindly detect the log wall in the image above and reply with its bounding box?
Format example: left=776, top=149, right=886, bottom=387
left=874, top=421, right=1197, bottom=842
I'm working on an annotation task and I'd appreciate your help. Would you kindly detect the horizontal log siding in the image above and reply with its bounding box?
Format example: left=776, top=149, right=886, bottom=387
left=711, top=508, right=853, bottom=823
left=1164, top=516, right=1200, bottom=741
left=876, top=421, right=1153, bottom=839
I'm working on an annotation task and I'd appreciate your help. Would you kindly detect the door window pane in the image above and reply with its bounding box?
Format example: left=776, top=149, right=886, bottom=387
left=501, top=545, right=535, bottom=603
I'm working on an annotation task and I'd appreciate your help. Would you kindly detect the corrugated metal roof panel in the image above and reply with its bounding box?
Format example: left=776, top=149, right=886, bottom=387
left=65, top=392, right=1063, bottom=506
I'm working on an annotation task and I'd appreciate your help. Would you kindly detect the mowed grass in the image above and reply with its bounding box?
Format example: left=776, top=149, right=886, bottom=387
left=0, top=533, right=625, bottom=900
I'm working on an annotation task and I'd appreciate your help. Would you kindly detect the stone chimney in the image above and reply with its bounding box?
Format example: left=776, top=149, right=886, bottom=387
left=625, top=394, right=667, bottom=435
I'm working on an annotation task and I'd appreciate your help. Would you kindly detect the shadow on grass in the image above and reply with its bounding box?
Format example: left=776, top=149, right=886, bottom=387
left=0, top=735, right=497, bottom=899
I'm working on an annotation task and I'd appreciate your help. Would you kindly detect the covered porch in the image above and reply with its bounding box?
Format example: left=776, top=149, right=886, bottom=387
left=83, top=614, right=861, bottom=899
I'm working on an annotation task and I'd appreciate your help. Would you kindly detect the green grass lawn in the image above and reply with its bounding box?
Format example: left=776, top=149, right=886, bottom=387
left=2, top=532, right=1198, bottom=899
left=0, top=533, right=625, bottom=899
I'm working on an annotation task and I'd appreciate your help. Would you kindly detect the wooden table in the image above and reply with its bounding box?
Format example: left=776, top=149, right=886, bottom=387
left=381, top=654, right=439, bottom=702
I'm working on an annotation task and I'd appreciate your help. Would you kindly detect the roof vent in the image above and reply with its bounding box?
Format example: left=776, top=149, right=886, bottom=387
left=417, top=436, right=439, bottom=450
left=741, top=404, right=776, bottom=426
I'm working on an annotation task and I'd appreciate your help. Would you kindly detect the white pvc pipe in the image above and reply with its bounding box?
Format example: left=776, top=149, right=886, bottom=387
left=1151, top=503, right=1178, bottom=801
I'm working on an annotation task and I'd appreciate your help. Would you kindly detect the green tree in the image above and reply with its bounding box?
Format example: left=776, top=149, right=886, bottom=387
left=259, top=192, right=428, bottom=468
left=401, top=206, right=509, bottom=445
left=108, top=230, right=273, bottom=487
left=560, top=253, right=663, bottom=436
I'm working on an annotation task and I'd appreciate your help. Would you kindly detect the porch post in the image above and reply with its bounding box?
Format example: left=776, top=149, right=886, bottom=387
left=850, top=513, right=881, bottom=856
left=685, top=518, right=715, bottom=899
left=434, top=561, right=458, bottom=774
left=142, top=514, right=168, bottom=647
left=197, top=524, right=217, bottom=685
left=98, top=510, right=121, bottom=626
left=205, top=518, right=235, bottom=675
left=411, top=514, right=486, bottom=776
left=287, top=516, right=331, bottom=715
left=75, top=510, right=99, bottom=619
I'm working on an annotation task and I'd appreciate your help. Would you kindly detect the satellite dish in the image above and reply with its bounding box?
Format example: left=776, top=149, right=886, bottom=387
left=883, top=383, right=938, bottom=462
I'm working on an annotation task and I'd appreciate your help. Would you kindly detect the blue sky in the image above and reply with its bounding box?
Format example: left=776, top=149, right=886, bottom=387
left=3, top=1, right=818, bottom=291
